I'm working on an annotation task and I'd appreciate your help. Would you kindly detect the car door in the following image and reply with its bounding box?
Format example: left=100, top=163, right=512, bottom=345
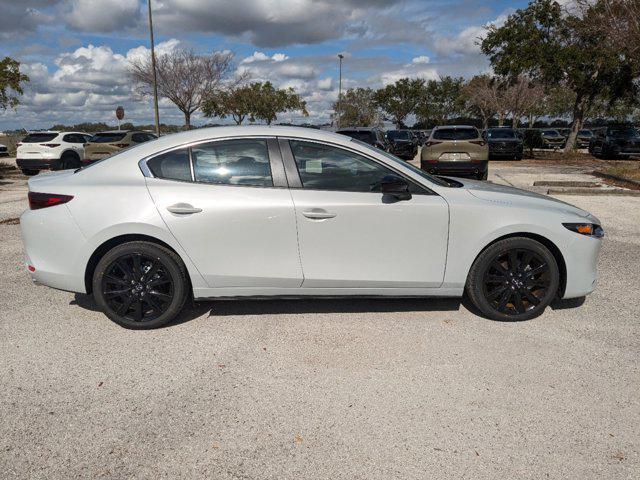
left=281, top=138, right=449, bottom=288
left=144, top=137, right=303, bottom=289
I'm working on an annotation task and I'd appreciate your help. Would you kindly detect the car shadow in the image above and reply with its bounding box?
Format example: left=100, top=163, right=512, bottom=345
left=72, top=293, right=463, bottom=327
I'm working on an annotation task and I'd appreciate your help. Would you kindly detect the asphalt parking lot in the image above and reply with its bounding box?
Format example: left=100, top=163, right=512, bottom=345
left=1, top=159, right=639, bottom=479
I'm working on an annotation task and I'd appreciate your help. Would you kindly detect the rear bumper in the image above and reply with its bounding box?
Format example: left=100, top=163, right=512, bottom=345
left=420, top=160, right=488, bottom=177
left=20, top=205, right=87, bottom=293
left=16, top=158, right=52, bottom=170
left=390, top=144, right=417, bottom=159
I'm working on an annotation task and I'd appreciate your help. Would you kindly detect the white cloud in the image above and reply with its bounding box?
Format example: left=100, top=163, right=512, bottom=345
left=317, top=77, right=333, bottom=90
left=241, top=51, right=290, bottom=64
left=411, top=55, right=430, bottom=64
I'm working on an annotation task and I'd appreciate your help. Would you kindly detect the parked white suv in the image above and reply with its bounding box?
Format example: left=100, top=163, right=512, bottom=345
left=16, top=131, right=92, bottom=175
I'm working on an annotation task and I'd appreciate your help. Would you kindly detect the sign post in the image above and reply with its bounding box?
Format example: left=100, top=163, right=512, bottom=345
left=115, top=106, right=125, bottom=130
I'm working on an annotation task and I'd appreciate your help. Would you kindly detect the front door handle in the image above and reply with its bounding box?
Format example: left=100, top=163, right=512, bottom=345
left=167, top=203, right=202, bottom=214
left=302, top=209, right=337, bottom=220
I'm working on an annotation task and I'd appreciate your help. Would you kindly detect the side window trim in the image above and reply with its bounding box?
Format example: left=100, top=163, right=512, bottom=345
left=141, top=136, right=288, bottom=188
left=277, top=137, right=434, bottom=195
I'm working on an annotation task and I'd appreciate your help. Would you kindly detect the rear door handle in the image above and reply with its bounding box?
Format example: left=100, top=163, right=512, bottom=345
left=166, top=203, right=202, bottom=214
left=302, top=209, right=337, bottom=220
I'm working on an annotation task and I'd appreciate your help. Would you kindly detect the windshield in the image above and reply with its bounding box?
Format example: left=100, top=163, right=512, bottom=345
left=487, top=129, right=517, bottom=139
left=350, top=138, right=454, bottom=187
left=387, top=130, right=410, bottom=140
left=90, top=132, right=127, bottom=143
left=609, top=127, right=639, bottom=138
left=22, top=133, right=58, bottom=143
left=337, top=131, right=376, bottom=144
left=541, top=130, right=560, bottom=136
left=433, top=128, right=478, bottom=140
left=578, top=130, right=593, bottom=136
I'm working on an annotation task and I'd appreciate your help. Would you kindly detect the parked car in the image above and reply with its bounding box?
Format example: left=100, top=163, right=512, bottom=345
left=386, top=130, right=418, bottom=160
left=576, top=129, right=594, bottom=148
left=540, top=129, right=566, bottom=149
left=556, top=128, right=571, bottom=139
left=421, top=125, right=489, bottom=180
left=16, top=131, right=92, bottom=175
left=588, top=125, right=640, bottom=159
left=0, top=143, right=7, bottom=157
left=335, top=127, right=389, bottom=150
left=21, top=126, right=602, bottom=328
left=83, top=130, right=157, bottom=164
left=485, top=127, right=524, bottom=160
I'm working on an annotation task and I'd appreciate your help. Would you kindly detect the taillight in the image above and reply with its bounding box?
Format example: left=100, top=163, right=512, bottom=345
left=425, top=141, right=442, bottom=147
left=41, top=143, right=61, bottom=148
left=28, top=192, right=74, bottom=210
left=114, top=143, right=130, bottom=148
left=470, top=140, right=485, bottom=146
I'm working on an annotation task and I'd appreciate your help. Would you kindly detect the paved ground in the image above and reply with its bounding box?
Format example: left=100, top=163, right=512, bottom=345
left=1, top=158, right=639, bottom=479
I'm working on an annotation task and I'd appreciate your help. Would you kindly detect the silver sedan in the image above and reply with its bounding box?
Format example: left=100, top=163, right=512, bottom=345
left=20, top=126, right=603, bottom=328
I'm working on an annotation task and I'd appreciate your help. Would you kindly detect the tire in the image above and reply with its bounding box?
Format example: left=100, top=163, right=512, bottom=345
left=92, top=241, right=190, bottom=329
left=21, top=169, right=39, bottom=176
left=465, top=237, right=560, bottom=321
left=52, top=151, right=81, bottom=171
left=514, top=154, right=523, bottom=161
left=477, top=170, right=488, bottom=180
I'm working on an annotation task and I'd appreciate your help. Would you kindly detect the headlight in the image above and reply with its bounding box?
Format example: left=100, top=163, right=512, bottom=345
left=563, top=223, right=604, bottom=238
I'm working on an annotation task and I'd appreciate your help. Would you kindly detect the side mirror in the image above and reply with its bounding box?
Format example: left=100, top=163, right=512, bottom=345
left=380, top=175, right=412, bottom=201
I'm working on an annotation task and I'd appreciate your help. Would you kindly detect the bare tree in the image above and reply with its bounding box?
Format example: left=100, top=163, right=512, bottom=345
left=504, top=76, right=545, bottom=128
left=463, top=75, right=513, bottom=128
left=129, top=48, right=239, bottom=129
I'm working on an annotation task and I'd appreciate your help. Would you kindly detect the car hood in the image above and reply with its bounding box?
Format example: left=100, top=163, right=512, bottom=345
left=451, top=178, right=599, bottom=223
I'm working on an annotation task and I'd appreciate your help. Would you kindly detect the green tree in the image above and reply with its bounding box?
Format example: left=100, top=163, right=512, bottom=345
left=416, top=76, right=466, bottom=126
left=202, top=84, right=260, bottom=124
left=481, top=0, right=637, bottom=151
left=251, top=81, right=308, bottom=125
left=0, top=57, right=29, bottom=111
left=374, top=78, right=424, bottom=128
left=332, top=87, right=381, bottom=128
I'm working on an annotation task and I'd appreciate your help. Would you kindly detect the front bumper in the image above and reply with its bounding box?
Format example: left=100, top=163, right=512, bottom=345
left=561, top=233, right=602, bottom=299
left=16, top=158, right=53, bottom=170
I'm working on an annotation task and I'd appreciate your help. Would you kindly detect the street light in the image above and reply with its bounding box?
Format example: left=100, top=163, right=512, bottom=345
left=337, top=54, right=344, bottom=128
left=147, top=0, right=161, bottom=137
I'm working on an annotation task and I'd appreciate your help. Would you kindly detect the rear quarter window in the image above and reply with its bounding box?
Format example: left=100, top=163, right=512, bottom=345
left=146, top=148, right=192, bottom=181
left=90, top=133, right=127, bottom=143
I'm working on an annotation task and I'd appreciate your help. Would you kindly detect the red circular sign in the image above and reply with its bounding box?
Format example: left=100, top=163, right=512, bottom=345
left=115, top=106, right=125, bottom=120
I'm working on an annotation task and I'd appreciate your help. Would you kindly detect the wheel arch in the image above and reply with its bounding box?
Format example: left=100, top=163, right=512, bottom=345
left=472, top=232, right=567, bottom=298
left=84, top=233, right=190, bottom=294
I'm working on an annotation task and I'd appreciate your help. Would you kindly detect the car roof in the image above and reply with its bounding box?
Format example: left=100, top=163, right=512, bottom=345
left=432, top=125, right=477, bottom=129
left=336, top=127, right=379, bottom=132
left=93, top=130, right=132, bottom=134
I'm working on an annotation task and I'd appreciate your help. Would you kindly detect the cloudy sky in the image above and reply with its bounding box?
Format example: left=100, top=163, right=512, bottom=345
left=0, top=0, right=525, bottom=130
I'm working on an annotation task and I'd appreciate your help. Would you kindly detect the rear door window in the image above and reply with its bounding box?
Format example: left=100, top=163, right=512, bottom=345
left=192, top=139, right=273, bottom=187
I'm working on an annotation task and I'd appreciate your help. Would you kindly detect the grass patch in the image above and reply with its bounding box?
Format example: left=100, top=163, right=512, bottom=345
left=600, top=164, right=640, bottom=181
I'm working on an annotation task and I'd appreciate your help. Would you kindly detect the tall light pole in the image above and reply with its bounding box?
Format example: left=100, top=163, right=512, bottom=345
left=337, top=54, right=344, bottom=128
left=147, top=0, right=161, bottom=137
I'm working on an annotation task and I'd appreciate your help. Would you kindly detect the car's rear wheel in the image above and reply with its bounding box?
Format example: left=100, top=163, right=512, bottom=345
left=21, top=169, right=39, bottom=176
left=465, top=237, right=560, bottom=321
left=477, top=170, right=488, bottom=180
left=92, top=241, right=189, bottom=329
left=52, top=151, right=81, bottom=171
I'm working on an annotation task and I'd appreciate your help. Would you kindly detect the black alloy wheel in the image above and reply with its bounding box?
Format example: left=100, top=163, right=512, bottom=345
left=466, top=237, right=560, bottom=321
left=93, top=241, right=189, bottom=329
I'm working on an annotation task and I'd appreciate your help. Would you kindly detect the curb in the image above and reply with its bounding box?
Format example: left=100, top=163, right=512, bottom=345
left=593, top=171, right=640, bottom=189
left=547, top=187, right=640, bottom=196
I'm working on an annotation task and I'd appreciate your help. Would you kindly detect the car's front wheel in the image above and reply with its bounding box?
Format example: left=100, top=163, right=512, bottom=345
left=465, top=237, right=560, bottom=321
left=92, top=241, right=189, bottom=329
